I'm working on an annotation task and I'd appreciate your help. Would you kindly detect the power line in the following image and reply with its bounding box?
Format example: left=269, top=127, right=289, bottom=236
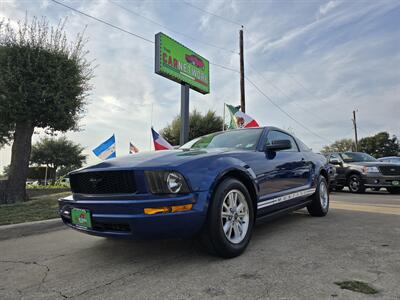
left=50, top=0, right=155, bottom=44
left=210, top=62, right=240, bottom=73
left=109, top=0, right=238, bottom=54
left=51, top=0, right=331, bottom=144
left=182, top=0, right=243, bottom=27
left=246, top=62, right=330, bottom=124
left=245, top=75, right=334, bottom=144
left=51, top=0, right=240, bottom=74
left=268, top=59, right=377, bottom=138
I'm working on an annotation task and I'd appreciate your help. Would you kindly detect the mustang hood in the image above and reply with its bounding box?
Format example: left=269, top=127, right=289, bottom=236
left=73, top=149, right=241, bottom=173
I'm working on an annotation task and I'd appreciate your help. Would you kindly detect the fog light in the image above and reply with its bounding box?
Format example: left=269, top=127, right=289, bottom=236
left=144, top=204, right=193, bottom=215
left=60, top=208, right=71, bottom=219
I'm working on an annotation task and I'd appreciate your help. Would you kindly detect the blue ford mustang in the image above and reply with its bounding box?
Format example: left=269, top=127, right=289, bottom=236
left=59, top=127, right=330, bottom=257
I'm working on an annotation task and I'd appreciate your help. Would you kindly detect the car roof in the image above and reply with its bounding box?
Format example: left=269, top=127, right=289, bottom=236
left=227, top=126, right=290, bottom=133
left=329, top=152, right=365, bottom=154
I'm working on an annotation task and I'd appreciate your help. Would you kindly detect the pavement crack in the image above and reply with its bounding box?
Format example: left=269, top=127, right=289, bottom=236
left=56, top=290, right=69, bottom=299
left=0, top=259, right=50, bottom=288
left=68, top=252, right=189, bottom=299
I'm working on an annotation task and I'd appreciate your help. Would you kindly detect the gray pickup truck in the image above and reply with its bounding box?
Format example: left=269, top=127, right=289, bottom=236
left=326, top=152, right=400, bottom=194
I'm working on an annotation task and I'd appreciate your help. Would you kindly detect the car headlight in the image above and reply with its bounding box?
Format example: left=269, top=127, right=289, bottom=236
left=362, top=166, right=380, bottom=173
left=145, top=171, right=190, bottom=194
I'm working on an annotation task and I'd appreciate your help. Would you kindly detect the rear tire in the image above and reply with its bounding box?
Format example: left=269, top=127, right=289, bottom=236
left=307, top=176, right=329, bottom=217
left=348, top=174, right=365, bottom=193
left=199, top=178, right=254, bottom=258
left=387, top=187, right=400, bottom=194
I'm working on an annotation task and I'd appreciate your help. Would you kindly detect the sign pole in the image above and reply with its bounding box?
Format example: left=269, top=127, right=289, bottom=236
left=180, top=84, right=190, bottom=145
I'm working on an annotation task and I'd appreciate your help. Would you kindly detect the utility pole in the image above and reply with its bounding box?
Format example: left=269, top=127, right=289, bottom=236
left=239, top=26, right=245, bottom=113
left=352, top=110, right=358, bottom=151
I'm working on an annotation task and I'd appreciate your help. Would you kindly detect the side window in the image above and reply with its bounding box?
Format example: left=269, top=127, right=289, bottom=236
left=329, top=153, right=341, bottom=163
left=266, top=130, right=299, bottom=152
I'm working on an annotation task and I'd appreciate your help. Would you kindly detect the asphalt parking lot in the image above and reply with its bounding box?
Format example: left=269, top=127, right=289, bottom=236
left=1, top=190, right=399, bottom=300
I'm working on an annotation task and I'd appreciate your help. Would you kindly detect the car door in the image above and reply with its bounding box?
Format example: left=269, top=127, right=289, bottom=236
left=328, top=153, right=346, bottom=185
left=257, top=130, right=309, bottom=197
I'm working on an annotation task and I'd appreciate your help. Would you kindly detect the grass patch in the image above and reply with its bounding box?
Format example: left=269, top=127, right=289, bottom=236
left=26, top=184, right=69, bottom=189
left=0, top=192, right=70, bottom=226
left=335, top=280, right=378, bottom=295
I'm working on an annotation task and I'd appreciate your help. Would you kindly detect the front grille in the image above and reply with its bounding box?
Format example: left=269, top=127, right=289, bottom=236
left=69, top=171, right=136, bottom=194
left=378, top=165, right=400, bottom=176
left=92, top=221, right=131, bottom=233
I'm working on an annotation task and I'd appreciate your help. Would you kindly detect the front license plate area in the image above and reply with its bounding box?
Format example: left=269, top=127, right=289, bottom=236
left=71, top=208, right=92, bottom=229
left=392, top=180, right=399, bottom=186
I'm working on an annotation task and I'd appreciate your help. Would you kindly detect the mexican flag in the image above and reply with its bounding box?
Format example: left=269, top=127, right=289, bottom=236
left=226, top=104, right=259, bottom=129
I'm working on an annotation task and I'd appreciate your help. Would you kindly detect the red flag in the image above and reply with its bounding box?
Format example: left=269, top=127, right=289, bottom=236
left=151, top=127, right=173, bottom=151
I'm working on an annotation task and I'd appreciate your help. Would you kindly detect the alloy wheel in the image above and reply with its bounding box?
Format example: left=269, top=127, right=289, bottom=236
left=319, top=180, right=328, bottom=209
left=349, top=176, right=360, bottom=192
left=221, top=189, right=249, bottom=244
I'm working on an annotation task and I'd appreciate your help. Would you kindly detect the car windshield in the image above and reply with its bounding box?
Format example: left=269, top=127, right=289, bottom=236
left=380, top=157, right=400, bottom=163
left=340, top=152, right=377, bottom=162
left=180, top=129, right=263, bottom=151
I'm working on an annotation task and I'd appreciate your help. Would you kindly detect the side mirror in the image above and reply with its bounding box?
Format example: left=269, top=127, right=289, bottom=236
left=265, top=139, right=291, bottom=152
left=330, top=158, right=342, bottom=166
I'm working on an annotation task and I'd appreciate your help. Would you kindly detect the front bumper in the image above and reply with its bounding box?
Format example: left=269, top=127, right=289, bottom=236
left=58, top=191, right=209, bottom=239
left=362, top=173, right=400, bottom=188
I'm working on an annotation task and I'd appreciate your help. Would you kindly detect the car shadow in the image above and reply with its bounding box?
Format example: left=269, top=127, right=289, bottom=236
left=74, top=211, right=310, bottom=263
left=332, top=188, right=393, bottom=196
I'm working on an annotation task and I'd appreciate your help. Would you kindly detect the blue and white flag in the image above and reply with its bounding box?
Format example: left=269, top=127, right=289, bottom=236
left=93, top=134, right=116, bottom=160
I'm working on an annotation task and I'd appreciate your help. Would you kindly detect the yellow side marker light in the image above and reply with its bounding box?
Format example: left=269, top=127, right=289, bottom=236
left=171, top=204, right=193, bottom=213
left=144, top=204, right=193, bottom=215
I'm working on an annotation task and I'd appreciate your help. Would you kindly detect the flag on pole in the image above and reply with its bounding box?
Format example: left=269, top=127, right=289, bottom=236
left=129, top=142, right=139, bottom=154
left=151, top=127, right=173, bottom=151
left=92, top=134, right=116, bottom=160
left=226, top=104, right=259, bottom=129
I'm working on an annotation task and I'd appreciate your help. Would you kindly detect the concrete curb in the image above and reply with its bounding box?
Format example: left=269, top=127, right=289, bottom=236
left=0, top=218, right=65, bottom=241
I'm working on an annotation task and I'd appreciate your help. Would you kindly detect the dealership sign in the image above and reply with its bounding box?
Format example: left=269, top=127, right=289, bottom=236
left=155, top=32, right=210, bottom=94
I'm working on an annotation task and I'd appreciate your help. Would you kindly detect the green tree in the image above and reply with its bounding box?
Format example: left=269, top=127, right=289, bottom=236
left=321, top=138, right=355, bottom=154
left=30, top=137, right=86, bottom=184
left=161, top=110, right=223, bottom=145
left=359, top=132, right=399, bottom=158
left=0, top=17, right=93, bottom=203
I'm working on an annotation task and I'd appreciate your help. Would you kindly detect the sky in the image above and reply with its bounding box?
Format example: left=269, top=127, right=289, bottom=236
left=0, top=0, right=399, bottom=170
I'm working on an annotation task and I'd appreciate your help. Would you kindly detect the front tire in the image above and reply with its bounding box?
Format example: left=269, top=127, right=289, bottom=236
left=199, top=178, right=254, bottom=258
left=348, top=174, right=365, bottom=193
left=307, top=175, right=329, bottom=217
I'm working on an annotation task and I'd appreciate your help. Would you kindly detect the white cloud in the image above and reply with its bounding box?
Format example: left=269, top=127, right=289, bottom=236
left=317, top=0, right=339, bottom=19
left=0, top=0, right=399, bottom=170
